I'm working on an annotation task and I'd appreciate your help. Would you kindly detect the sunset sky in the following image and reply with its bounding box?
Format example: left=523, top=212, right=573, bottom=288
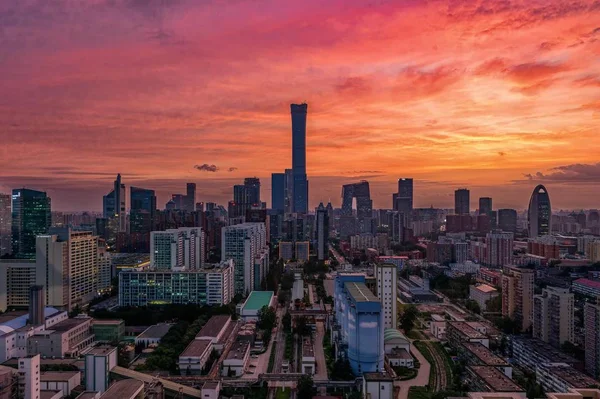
left=1, top=0, right=599, bottom=211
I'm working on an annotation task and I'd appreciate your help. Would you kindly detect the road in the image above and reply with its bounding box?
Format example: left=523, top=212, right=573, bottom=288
left=313, top=321, right=328, bottom=380
left=329, top=244, right=346, bottom=265
left=273, top=305, right=287, bottom=373
left=396, top=341, right=431, bottom=399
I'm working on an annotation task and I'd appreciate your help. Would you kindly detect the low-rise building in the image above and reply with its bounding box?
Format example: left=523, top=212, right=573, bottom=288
left=301, top=338, right=315, bottom=375
left=178, top=339, right=212, bottom=376
left=461, top=342, right=511, bottom=378
left=470, top=284, right=499, bottom=312
left=40, top=371, right=81, bottom=396
left=84, top=346, right=118, bottom=394
left=572, top=279, right=600, bottom=298
left=536, top=363, right=599, bottom=393
left=100, top=379, right=144, bottom=399
left=446, top=322, right=489, bottom=349
left=221, top=339, right=250, bottom=377
left=91, top=320, right=125, bottom=343
left=200, top=381, right=220, bottom=399
left=465, top=366, right=524, bottom=393
left=27, top=317, right=94, bottom=358
left=240, top=291, right=274, bottom=321
left=195, top=315, right=232, bottom=351
left=383, top=329, right=413, bottom=368
left=362, top=372, right=394, bottom=399
left=512, top=337, right=583, bottom=373
left=135, top=324, right=174, bottom=347
left=430, top=321, right=447, bottom=340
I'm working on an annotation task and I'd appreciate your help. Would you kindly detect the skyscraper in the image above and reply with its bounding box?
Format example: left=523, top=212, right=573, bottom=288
left=394, top=178, right=413, bottom=215
left=375, top=263, right=397, bottom=330
left=479, top=197, right=492, bottom=215
left=501, top=265, right=534, bottom=331
left=11, top=188, right=51, bottom=259
left=244, top=177, right=261, bottom=205
left=454, top=188, right=470, bottom=215
left=533, top=286, right=573, bottom=348
left=229, top=178, right=262, bottom=218
left=291, top=103, right=308, bottom=213
left=102, top=174, right=126, bottom=233
left=585, top=302, right=600, bottom=378
left=151, top=227, right=205, bottom=270
left=271, top=173, right=285, bottom=212
left=185, top=183, right=196, bottom=212
left=341, top=181, right=373, bottom=235
left=315, top=203, right=329, bottom=261
left=130, top=187, right=156, bottom=235
left=498, top=209, right=518, bottom=233
left=284, top=168, right=294, bottom=213
left=0, top=193, right=11, bottom=257
left=528, top=184, right=552, bottom=237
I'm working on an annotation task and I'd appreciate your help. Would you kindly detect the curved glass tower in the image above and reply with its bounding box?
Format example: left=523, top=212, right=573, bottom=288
left=528, top=184, right=552, bottom=237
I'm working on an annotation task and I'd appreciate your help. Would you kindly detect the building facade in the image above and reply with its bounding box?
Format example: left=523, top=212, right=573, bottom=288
left=455, top=189, right=470, bottom=215
left=485, top=232, right=513, bottom=267
left=585, top=302, right=600, bottom=378
left=533, top=287, right=574, bottom=348
left=528, top=184, right=552, bottom=237
left=0, top=194, right=11, bottom=257
left=501, top=266, right=534, bottom=331
left=375, top=263, right=397, bottom=330
left=291, top=103, right=308, bottom=213
left=12, top=189, right=51, bottom=259
left=150, top=227, right=205, bottom=270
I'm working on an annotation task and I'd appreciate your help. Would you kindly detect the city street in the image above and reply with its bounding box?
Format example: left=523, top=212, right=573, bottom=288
left=313, top=321, right=328, bottom=380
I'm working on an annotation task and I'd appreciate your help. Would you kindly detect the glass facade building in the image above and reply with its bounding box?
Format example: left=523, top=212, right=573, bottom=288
left=11, top=188, right=51, bottom=259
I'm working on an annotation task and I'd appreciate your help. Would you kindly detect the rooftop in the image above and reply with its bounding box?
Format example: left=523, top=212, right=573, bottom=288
left=462, top=343, right=508, bottom=366
left=363, top=372, right=393, bottom=382
left=469, top=366, right=524, bottom=392
left=242, top=291, right=274, bottom=311
left=45, top=317, right=90, bottom=333
left=202, top=381, right=220, bottom=390
left=344, top=281, right=379, bottom=303
left=302, top=338, right=314, bottom=358
left=196, top=315, right=231, bottom=339
left=473, top=284, right=497, bottom=293
left=87, top=346, right=117, bottom=356
left=226, top=339, right=250, bottom=360
left=448, top=322, right=487, bottom=339
left=138, top=323, right=174, bottom=339
left=41, top=391, right=62, bottom=399
left=92, top=319, right=124, bottom=326
left=384, top=328, right=409, bottom=343
left=76, top=392, right=100, bottom=399
left=180, top=339, right=212, bottom=358
left=539, top=363, right=599, bottom=388
left=100, top=379, right=144, bottom=399
left=40, top=371, right=80, bottom=381
left=513, top=337, right=579, bottom=364
left=389, top=348, right=412, bottom=359
left=573, top=278, right=600, bottom=289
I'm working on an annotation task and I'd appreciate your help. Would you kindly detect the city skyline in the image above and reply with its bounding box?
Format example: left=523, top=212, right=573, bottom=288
left=1, top=1, right=600, bottom=211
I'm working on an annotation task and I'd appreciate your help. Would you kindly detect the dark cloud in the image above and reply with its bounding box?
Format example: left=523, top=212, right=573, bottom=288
left=522, top=163, right=600, bottom=183
left=228, top=167, right=238, bottom=172
left=498, top=151, right=505, bottom=156
left=194, top=164, right=219, bottom=172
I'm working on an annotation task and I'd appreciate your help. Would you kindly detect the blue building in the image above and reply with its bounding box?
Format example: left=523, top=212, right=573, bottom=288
left=130, top=186, right=156, bottom=235
left=291, top=103, right=308, bottom=214
left=333, top=273, right=384, bottom=375
left=271, top=173, right=285, bottom=212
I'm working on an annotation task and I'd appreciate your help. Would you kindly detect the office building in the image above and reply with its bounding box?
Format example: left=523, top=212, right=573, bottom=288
left=130, top=187, right=156, bottom=235
left=455, top=189, right=470, bottom=215
left=11, top=188, right=51, bottom=259
left=375, top=263, right=397, bottom=330
left=501, top=266, right=534, bottom=331
left=295, top=241, right=309, bottom=262
left=479, top=197, right=493, bottom=215
left=528, top=184, right=552, bottom=237
left=315, top=203, right=329, bottom=261
left=271, top=173, right=285, bottom=212
left=229, top=178, right=262, bottom=218
left=333, top=274, right=384, bottom=374
left=185, top=183, right=196, bottom=213
left=221, top=223, right=268, bottom=294
left=291, top=103, right=308, bottom=213
left=0, top=259, right=36, bottom=310
left=533, top=287, right=574, bottom=348
left=393, top=178, right=413, bottom=215
left=97, top=239, right=112, bottom=295
left=150, top=227, right=205, bottom=270
left=469, top=284, right=499, bottom=311
left=485, top=232, right=513, bottom=267
left=585, top=302, right=600, bottom=378
left=18, top=355, right=40, bottom=399
left=497, top=209, right=517, bottom=233
left=91, top=320, right=125, bottom=343
left=341, top=181, right=373, bottom=236
left=102, top=174, right=126, bottom=233
left=119, top=260, right=234, bottom=306
left=0, top=194, right=10, bottom=257
left=279, top=241, right=293, bottom=261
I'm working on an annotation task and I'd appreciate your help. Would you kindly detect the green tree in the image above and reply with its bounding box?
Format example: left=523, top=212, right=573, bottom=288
left=257, top=306, right=277, bottom=331
left=400, top=305, right=419, bottom=333
left=485, top=295, right=502, bottom=312
left=282, top=312, right=292, bottom=331
left=330, top=358, right=355, bottom=381
left=297, top=375, right=316, bottom=399
left=465, top=299, right=481, bottom=315
left=294, top=316, right=310, bottom=336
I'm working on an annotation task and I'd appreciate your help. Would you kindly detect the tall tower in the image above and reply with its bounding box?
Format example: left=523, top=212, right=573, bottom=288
left=533, top=286, right=573, bottom=348
left=316, top=203, right=329, bottom=261
left=130, top=187, right=156, bottom=235
left=479, top=197, right=492, bottom=215
left=454, top=188, right=470, bottom=215
left=395, top=178, right=413, bottom=215
left=528, top=185, right=552, bottom=237
left=11, top=188, right=51, bottom=259
left=291, top=104, right=308, bottom=213
left=185, top=183, right=196, bottom=212
left=271, top=173, right=285, bottom=212
left=0, top=193, right=11, bottom=257
left=375, top=263, right=398, bottom=330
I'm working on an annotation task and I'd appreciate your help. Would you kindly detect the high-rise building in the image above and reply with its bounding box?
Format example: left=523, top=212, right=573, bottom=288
left=229, top=178, right=262, bottom=218
left=454, top=189, right=470, bottom=215
left=284, top=168, right=294, bottom=214
left=150, top=227, right=205, bottom=270
left=28, top=285, right=45, bottom=326
left=0, top=193, right=11, bottom=257
left=533, top=286, right=573, bottom=348
left=11, top=188, right=51, bottom=259
left=291, top=104, right=308, bottom=213
left=375, top=263, right=397, bottom=330
left=315, top=203, right=329, bottom=261
left=501, top=266, right=534, bottom=331
left=341, top=181, right=373, bottom=236
left=479, top=197, right=492, bottom=215
left=394, top=178, right=413, bottom=215
left=485, top=232, right=514, bottom=267
left=130, top=187, right=156, bottom=235
left=498, top=209, right=518, bottom=233
left=102, top=174, right=126, bottom=233
left=585, top=302, right=600, bottom=378
left=18, top=354, right=40, bottom=399
left=271, top=173, right=285, bottom=212
left=528, top=185, right=552, bottom=237
left=185, top=183, right=196, bottom=212
left=221, top=223, right=269, bottom=295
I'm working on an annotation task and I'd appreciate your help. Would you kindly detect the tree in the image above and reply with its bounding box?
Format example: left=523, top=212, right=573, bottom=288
left=485, top=295, right=502, bottom=313
left=330, top=358, right=355, bottom=381
left=282, top=312, right=292, bottom=331
left=400, top=305, right=419, bottom=333
left=257, top=306, right=276, bottom=331
left=465, top=299, right=481, bottom=315
left=294, top=316, right=310, bottom=336
left=297, top=375, right=316, bottom=399
left=278, top=290, right=290, bottom=305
